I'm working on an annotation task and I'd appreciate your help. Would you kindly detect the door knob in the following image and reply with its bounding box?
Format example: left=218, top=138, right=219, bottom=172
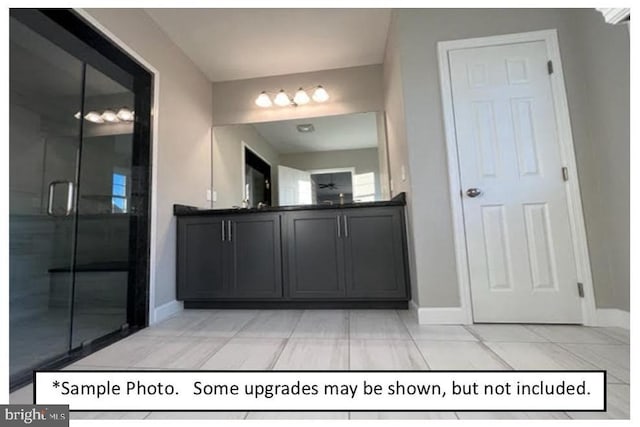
left=466, top=188, right=482, bottom=198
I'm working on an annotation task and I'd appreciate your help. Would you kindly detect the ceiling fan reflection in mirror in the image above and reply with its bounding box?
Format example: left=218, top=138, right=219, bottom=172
left=318, top=174, right=339, bottom=190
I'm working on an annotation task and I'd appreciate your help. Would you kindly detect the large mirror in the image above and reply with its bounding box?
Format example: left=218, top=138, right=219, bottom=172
left=211, top=111, right=391, bottom=208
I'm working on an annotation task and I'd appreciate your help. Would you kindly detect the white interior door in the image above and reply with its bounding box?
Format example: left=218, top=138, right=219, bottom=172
left=449, top=40, right=582, bottom=323
left=278, top=165, right=312, bottom=206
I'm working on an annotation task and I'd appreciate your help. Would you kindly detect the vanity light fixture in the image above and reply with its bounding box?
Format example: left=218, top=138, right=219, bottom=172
left=273, top=89, right=292, bottom=107
left=312, top=85, right=330, bottom=103
left=116, top=107, right=135, bottom=121
left=255, top=91, right=272, bottom=108
left=293, top=88, right=311, bottom=105
left=74, top=107, right=134, bottom=124
left=84, top=111, right=104, bottom=124
left=101, top=109, right=119, bottom=123
left=254, top=85, right=329, bottom=108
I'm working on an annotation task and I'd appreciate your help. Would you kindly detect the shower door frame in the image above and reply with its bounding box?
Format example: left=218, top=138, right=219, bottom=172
left=9, top=9, right=153, bottom=390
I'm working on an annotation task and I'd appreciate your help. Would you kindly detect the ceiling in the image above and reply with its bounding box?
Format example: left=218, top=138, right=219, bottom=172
left=252, top=112, right=378, bottom=154
left=144, top=9, right=391, bottom=82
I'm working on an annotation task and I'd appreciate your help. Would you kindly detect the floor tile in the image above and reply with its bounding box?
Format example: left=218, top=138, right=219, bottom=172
left=349, top=310, right=410, bottom=340
left=456, top=411, right=569, bottom=419
left=235, top=310, right=303, bottom=338
left=63, top=364, right=135, bottom=371
left=525, top=325, right=622, bottom=344
left=350, top=339, right=427, bottom=370
left=246, top=412, right=348, bottom=419
left=172, top=309, right=216, bottom=319
left=136, top=313, right=212, bottom=337
left=273, top=338, right=348, bottom=370
left=414, top=341, right=510, bottom=370
left=594, top=327, right=630, bottom=344
left=559, top=343, right=629, bottom=383
left=350, top=411, right=458, bottom=419
left=467, top=324, right=548, bottom=342
left=290, top=310, right=348, bottom=339
left=180, top=310, right=258, bottom=338
left=9, top=384, right=33, bottom=404
left=71, top=412, right=149, bottom=419
left=398, top=311, right=477, bottom=341
left=566, top=383, right=629, bottom=419
left=406, top=325, right=478, bottom=342
left=145, top=411, right=247, bottom=419
left=133, top=337, right=228, bottom=369
left=484, top=342, right=601, bottom=373
left=199, top=337, right=286, bottom=370
left=9, top=309, right=633, bottom=423
left=72, top=336, right=160, bottom=367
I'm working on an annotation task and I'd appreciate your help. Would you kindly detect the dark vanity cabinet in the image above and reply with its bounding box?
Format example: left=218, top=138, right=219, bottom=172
left=175, top=198, right=410, bottom=306
left=177, top=217, right=227, bottom=299
left=177, top=213, right=282, bottom=300
left=285, top=207, right=408, bottom=300
left=285, top=210, right=347, bottom=298
left=343, top=207, right=408, bottom=298
left=227, top=213, right=282, bottom=298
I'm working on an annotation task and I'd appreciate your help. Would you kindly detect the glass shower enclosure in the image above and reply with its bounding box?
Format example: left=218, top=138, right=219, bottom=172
left=9, top=10, right=152, bottom=389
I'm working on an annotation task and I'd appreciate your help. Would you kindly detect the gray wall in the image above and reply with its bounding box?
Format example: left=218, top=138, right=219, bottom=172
left=384, top=8, right=629, bottom=311
left=84, top=8, right=214, bottom=310
left=568, top=10, right=629, bottom=311
left=212, top=65, right=384, bottom=126
left=211, top=124, right=281, bottom=208
left=383, top=12, right=420, bottom=304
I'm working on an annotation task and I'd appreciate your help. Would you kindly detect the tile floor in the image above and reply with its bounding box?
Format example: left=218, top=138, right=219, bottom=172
left=10, top=309, right=630, bottom=420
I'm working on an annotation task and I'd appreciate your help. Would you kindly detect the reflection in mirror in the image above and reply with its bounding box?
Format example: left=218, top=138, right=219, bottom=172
left=211, top=112, right=390, bottom=208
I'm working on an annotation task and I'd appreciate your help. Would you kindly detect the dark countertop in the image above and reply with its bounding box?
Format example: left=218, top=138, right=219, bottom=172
left=174, top=192, right=406, bottom=216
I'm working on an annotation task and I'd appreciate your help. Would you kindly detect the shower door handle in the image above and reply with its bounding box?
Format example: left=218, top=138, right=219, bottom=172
left=64, top=182, right=74, bottom=216
left=47, top=181, right=75, bottom=216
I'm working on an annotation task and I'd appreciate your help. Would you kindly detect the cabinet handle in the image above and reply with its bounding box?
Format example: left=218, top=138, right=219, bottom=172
left=336, top=216, right=341, bottom=238
left=227, top=220, right=232, bottom=241
left=343, top=215, right=349, bottom=237
left=221, top=220, right=225, bottom=241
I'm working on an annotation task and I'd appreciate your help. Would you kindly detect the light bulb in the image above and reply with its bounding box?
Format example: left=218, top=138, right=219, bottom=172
left=116, top=107, right=134, bottom=121
left=255, top=91, right=272, bottom=108
left=273, top=90, right=291, bottom=107
left=312, top=85, right=329, bottom=103
left=293, top=88, right=310, bottom=105
left=84, top=111, right=104, bottom=123
left=74, top=111, right=81, bottom=120
left=101, top=109, right=119, bottom=123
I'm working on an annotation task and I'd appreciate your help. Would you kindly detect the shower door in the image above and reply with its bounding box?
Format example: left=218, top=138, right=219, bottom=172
left=9, top=10, right=151, bottom=388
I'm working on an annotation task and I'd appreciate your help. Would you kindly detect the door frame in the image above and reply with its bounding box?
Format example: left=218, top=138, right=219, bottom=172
left=76, top=9, right=161, bottom=325
left=437, top=29, right=597, bottom=325
left=242, top=143, right=272, bottom=205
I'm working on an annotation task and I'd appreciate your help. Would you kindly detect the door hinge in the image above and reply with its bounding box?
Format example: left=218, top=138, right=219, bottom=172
left=577, top=282, right=585, bottom=298
left=562, top=167, right=569, bottom=182
left=547, top=60, right=554, bottom=75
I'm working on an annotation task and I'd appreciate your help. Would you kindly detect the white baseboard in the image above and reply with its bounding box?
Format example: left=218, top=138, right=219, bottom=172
left=594, top=308, right=629, bottom=329
left=410, top=301, right=469, bottom=325
left=151, top=300, right=183, bottom=325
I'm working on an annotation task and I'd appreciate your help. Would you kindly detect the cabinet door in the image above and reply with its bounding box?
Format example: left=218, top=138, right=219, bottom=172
left=343, top=207, right=408, bottom=298
left=227, top=213, right=282, bottom=298
left=177, top=217, right=228, bottom=299
left=285, top=210, right=346, bottom=298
